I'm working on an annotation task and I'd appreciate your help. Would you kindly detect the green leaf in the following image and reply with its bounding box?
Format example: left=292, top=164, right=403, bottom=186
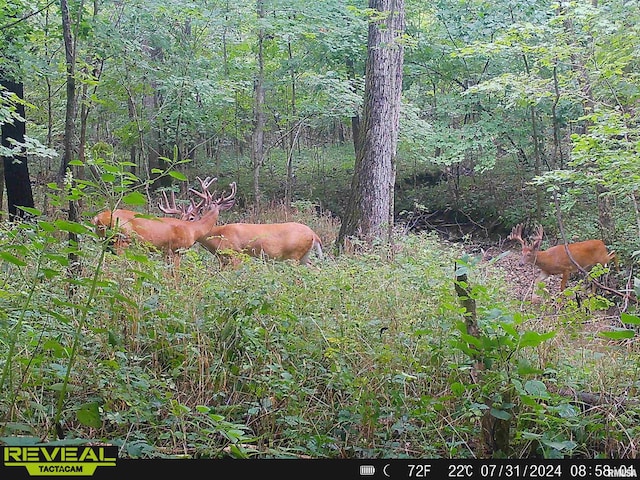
left=621, top=312, right=640, bottom=325
left=0, top=252, right=27, bottom=267
left=17, top=206, right=42, bottom=216
left=541, top=439, right=577, bottom=452
left=450, top=381, right=466, bottom=396
left=54, top=220, right=90, bottom=235
left=0, top=436, right=42, bottom=446
left=600, top=329, right=635, bottom=340
left=77, top=402, right=102, bottom=428
left=168, top=170, right=188, bottom=181
left=518, top=330, right=556, bottom=348
left=489, top=407, right=511, bottom=420
left=524, top=380, right=550, bottom=398
left=122, top=192, right=147, bottom=206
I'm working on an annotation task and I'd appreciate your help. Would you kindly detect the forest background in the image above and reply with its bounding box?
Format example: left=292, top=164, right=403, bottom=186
left=0, top=0, right=639, bottom=461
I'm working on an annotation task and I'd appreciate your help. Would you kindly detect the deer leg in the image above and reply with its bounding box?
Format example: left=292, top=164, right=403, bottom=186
left=560, top=272, right=569, bottom=291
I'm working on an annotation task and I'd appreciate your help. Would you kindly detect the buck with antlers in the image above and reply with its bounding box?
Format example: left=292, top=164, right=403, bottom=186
left=170, top=197, right=323, bottom=265
left=91, top=177, right=236, bottom=266
left=508, top=224, right=616, bottom=293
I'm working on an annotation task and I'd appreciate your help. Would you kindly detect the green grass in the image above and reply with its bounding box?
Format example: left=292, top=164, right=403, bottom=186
left=0, top=210, right=638, bottom=459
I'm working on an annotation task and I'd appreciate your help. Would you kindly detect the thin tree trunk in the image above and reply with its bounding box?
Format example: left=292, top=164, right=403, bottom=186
left=60, top=0, right=80, bottom=300
left=252, top=0, right=266, bottom=213
left=59, top=0, right=77, bottom=184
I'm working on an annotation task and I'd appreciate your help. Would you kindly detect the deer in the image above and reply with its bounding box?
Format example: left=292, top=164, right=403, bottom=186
left=196, top=221, right=324, bottom=266
left=91, top=178, right=236, bottom=267
left=508, top=223, right=617, bottom=294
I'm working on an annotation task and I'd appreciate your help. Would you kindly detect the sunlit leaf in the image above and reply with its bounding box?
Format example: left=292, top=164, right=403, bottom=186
left=122, top=191, right=147, bottom=205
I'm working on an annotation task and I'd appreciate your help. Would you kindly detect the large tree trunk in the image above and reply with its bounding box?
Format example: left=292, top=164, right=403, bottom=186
left=337, top=0, right=405, bottom=249
left=1, top=80, right=35, bottom=221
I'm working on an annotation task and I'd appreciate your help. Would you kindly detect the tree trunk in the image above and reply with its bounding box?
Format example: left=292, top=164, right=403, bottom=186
left=252, top=0, right=266, bottom=214
left=59, top=0, right=77, bottom=184
left=1, top=80, right=35, bottom=221
left=337, top=0, right=405, bottom=249
left=60, top=0, right=80, bottom=300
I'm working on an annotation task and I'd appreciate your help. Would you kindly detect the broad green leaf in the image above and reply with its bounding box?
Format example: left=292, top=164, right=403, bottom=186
left=524, top=380, right=550, bottom=398
left=77, top=402, right=102, bottom=428
left=0, top=436, right=42, bottom=446
left=621, top=312, right=640, bottom=325
left=101, top=172, right=116, bottom=183
left=600, top=329, right=635, bottom=340
left=489, top=408, right=511, bottom=420
left=168, top=170, right=188, bottom=181
left=18, top=206, right=42, bottom=216
left=54, top=220, right=90, bottom=235
left=122, top=191, right=147, bottom=205
left=518, top=330, right=556, bottom=348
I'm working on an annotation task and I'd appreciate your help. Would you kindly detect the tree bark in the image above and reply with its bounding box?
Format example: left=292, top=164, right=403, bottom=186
left=59, top=0, right=80, bottom=300
left=1, top=80, right=35, bottom=221
left=252, top=0, right=266, bottom=214
left=59, top=0, right=77, bottom=184
left=337, top=0, right=405, bottom=249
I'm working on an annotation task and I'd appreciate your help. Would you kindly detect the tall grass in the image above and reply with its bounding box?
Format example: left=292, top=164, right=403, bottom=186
left=1, top=206, right=638, bottom=458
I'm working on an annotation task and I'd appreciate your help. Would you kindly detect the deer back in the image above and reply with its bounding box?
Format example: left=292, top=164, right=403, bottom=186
left=199, top=222, right=321, bottom=262
left=530, top=239, right=612, bottom=275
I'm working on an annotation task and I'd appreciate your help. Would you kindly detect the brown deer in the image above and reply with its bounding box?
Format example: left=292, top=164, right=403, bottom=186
left=91, top=178, right=236, bottom=267
left=197, top=221, right=324, bottom=265
left=508, top=224, right=616, bottom=292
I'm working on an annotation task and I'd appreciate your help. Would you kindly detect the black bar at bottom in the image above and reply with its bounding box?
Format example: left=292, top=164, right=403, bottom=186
left=2, top=457, right=639, bottom=479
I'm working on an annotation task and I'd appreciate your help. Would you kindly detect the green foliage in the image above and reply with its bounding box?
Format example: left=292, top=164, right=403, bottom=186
left=1, top=190, right=638, bottom=458
left=2, top=0, right=640, bottom=461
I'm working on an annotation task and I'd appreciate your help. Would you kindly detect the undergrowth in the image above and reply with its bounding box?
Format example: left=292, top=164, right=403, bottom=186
left=0, top=209, right=638, bottom=459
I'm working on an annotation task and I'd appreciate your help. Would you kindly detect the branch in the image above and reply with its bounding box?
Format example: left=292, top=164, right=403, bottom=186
left=0, top=1, right=56, bottom=31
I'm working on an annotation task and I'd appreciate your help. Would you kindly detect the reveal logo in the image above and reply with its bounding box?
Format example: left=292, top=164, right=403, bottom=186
left=3, top=446, right=117, bottom=476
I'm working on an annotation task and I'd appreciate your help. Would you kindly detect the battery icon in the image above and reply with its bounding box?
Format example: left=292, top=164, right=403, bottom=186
left=360, top=465, right=376, bottom=476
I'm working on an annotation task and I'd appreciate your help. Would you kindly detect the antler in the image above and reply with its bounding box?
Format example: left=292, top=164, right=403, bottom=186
left=531, top=225, right=544, bottom=243
left=158, top=177, right=215, bottom=220
left=188, top=176, right=218, bottom=205
left=183, top=177, right=237, bottom=218
left=158, top=190, right=188, bottom=216
left=215, top=181, right=237, bottom=211
left=508, top=223, right=526, bottom=246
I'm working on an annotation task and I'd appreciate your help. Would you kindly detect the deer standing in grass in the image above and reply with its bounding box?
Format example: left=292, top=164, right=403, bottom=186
left=175, top=189, right=323, bottom=265
left=508, top=224, right=616, bottom=293
left=197, top=221, right=324, bottom=266
left=91, top=178, right=236, bottom=267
